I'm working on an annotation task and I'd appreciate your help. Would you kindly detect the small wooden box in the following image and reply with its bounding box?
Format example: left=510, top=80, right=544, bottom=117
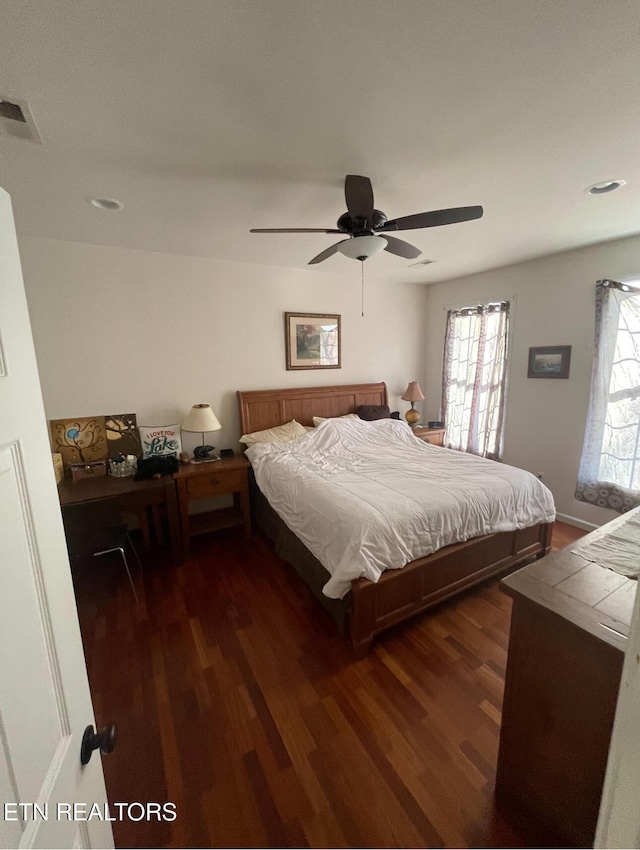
left=70, top=461, right=108, bottom=482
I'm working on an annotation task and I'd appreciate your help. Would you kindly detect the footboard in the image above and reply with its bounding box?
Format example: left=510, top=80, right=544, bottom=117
left=349, top=523, right=553, bottom=656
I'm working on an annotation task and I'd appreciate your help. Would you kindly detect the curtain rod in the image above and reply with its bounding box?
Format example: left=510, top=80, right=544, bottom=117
left=442, top=295, right=516, bottom=312
left=598, top=279, right=640, bottom=293
left=447, top=301, right=509, bottom=317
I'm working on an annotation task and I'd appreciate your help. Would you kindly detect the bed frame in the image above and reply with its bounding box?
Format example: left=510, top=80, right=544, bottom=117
left=237, top=382, right=553, bottom=656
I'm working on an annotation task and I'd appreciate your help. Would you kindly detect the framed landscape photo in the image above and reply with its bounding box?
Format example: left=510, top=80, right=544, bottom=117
left=527, top=345, right=571, bottom=379
left=285, top=312, right=341, bottom=370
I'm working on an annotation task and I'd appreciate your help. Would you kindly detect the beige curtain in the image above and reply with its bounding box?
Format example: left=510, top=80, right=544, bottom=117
left=576, top=279, right=640, bottom=513
left=441, top=302, right=509, bottom=459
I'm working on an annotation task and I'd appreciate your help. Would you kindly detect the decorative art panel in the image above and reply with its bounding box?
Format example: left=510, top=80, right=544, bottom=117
left=50, top=417, right=108, bottom=468
left=105, top=413, right=141, bottom=458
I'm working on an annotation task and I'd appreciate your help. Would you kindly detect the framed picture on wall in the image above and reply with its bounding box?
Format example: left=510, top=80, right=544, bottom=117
left=527, top=345, right=571, bottom=379
left=284, top=312, right=341, bottom=370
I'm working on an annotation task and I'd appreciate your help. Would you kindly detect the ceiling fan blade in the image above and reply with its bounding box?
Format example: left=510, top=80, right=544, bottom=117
left=381, top=235, right=421, bottom=260
left=308, top=240, right=347, bottom=265
left=250, top=227, right=341, bottom=234
left=344, top=175, right=374, bottom=222
left=380, top=205, right=484, bottom=231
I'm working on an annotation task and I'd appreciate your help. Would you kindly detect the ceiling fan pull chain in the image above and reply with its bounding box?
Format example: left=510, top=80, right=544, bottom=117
left=361, top=261, right=365, bottom=317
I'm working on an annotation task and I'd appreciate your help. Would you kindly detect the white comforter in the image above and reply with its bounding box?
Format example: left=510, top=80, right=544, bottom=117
left=246, top=418, right=555, bottom=599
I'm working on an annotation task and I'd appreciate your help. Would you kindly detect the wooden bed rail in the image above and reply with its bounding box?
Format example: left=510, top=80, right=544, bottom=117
left=349, top=522, right=553, bottom=656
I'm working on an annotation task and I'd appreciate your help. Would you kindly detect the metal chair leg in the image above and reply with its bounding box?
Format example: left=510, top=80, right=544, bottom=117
left=94, top=546, right=139, bottom=605
left=126, top=530, right=144, bottom=575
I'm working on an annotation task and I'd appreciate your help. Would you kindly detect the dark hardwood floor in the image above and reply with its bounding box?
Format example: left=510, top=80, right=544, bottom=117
left=73, top=521, right=586, bottom=849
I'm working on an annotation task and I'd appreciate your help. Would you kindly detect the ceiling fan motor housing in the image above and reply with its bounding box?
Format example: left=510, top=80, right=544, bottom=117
left=337, top=209, right=387, bottom=236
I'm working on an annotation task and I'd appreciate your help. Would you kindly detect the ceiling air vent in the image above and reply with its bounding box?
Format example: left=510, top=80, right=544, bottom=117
left=409, top=258, right=436, bottom=268
left=0, top=97, right=42, bottom=143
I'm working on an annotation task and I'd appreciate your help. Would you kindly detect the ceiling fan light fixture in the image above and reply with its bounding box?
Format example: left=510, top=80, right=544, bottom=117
left=337, top=235, right=386, bottom=261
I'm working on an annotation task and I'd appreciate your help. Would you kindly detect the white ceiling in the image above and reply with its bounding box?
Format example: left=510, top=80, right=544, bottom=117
left=1, top=0, right=639, bottom=284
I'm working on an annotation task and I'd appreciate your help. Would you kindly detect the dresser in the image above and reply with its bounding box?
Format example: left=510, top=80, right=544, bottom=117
left=412, top=426, right=445, bottom=446
left=496, top=510, right=637, bottom=847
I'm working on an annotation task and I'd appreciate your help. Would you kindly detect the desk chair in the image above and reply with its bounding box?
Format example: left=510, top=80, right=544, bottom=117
left=63, top=499, right=142, bottom=604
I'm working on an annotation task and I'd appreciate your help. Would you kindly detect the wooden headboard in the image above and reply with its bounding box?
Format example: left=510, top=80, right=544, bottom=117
left=237, top=382, right=387, bottom=434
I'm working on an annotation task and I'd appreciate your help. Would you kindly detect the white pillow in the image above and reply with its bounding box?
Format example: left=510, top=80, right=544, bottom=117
left=139, top=424, right=182, bottom=458
left=312, top=413, right=359, bottom=427
left=239, top=419, right=307, bottom=445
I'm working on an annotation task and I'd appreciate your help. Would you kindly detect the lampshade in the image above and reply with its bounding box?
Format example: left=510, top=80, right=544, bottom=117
left=337, top=235, right=386, bottom=261
left=401, top=381, right=425, bottom=403
left=181, top=404, right=221, bottom=433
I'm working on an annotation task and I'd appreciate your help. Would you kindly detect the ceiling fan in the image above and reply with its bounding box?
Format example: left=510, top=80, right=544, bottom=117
left=250, top=175, right=483, bottom=265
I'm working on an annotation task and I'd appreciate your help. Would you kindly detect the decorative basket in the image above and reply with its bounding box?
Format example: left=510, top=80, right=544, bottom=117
left=108, top=456, right=138, bottom=478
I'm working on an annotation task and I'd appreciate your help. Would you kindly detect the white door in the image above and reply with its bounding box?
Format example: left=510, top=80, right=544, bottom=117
left=0, top=187, right=113, bottom=848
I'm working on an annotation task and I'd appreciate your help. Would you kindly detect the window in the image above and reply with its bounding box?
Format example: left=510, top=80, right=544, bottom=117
left=576, top=279, right=640, bottom=512
left=441, top=301, right=509, bottom=459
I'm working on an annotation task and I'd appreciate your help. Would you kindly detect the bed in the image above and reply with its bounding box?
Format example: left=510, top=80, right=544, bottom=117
left=237, top=382, right=554, bottom=656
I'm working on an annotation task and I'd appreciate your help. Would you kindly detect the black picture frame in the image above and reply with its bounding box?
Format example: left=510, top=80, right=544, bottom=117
left=284, top=312, right=341, bottom=371
left=527, top=345, right=571, bottom=379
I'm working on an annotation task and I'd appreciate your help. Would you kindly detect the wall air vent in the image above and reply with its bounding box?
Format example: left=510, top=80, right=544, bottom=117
left=0, top=97, right=42, bottom=143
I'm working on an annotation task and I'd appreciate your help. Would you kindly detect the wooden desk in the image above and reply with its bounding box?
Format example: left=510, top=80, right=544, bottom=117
left=496, top=509, right=637, bottom=847
left=58, top=474, right=181, bottom=561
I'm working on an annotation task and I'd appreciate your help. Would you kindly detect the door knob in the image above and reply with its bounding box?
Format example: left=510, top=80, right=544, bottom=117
left=80, top=724, right=116, bottom=765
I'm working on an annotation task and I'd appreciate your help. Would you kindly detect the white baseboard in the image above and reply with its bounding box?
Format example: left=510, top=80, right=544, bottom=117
left=555, top=512, right=599, bottom=531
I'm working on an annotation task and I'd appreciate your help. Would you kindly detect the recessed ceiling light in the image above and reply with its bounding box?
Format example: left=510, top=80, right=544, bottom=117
left=88, top=197, right=124, bottom=211
left=585, top=180, right=627, bottom=195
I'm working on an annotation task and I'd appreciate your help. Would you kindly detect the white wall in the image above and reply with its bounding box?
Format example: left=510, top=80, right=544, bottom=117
left=22, top=232, right=640, bottom=528
left=423, top=233, right=640, bottom=527
left=19, top=237, right=428, bottom=456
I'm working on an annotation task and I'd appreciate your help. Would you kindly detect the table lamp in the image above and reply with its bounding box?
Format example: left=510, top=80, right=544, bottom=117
left=401, top=381, right=425, bottom=427
left=181, top=404, right=222, bottom=461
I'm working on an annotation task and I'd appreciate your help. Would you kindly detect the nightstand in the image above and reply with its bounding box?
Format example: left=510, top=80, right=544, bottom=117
left=173, top=454, right=251, bottom=555
left=412, top=426, right=446, bottom=447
